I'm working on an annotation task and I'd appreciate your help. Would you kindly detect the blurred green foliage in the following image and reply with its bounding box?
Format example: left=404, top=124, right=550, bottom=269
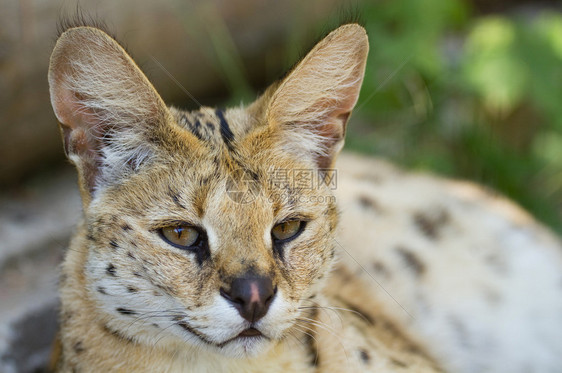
left=212, top=1, right=562, bottom=233
left=348, top=0, right=562, bottom=233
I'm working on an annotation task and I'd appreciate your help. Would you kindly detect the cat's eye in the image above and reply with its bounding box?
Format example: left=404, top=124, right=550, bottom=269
left=272, top=220, right=304, bottom=242
left=160, top=225, right=200, bottom=249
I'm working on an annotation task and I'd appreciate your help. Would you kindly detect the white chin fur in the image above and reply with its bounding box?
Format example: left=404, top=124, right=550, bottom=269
left=216, top=335, right=274, bottom=358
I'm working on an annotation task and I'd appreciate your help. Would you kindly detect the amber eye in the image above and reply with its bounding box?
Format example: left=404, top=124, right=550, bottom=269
left=160, top=225, right=200, bottom=249
left=272, top=221, right=304, bottom=242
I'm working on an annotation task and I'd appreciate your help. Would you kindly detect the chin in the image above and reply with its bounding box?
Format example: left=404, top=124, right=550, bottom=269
left=215, top=335, right=275, bottom=359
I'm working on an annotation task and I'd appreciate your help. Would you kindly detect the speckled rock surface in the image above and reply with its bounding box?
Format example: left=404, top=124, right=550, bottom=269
left=0, top=169, right=81, bottom=373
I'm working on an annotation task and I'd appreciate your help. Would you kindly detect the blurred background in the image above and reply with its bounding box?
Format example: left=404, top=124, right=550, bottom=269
left=2, top=0, right=561, bottom=231
left=0, top=0, right=560, bottom=371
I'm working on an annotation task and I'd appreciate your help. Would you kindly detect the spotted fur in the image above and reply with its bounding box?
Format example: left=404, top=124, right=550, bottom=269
left=48, top=22, right=562, bottom=373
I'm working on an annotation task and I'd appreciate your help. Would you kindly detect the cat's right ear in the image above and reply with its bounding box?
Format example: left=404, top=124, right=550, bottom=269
left=48, top=26, right=171, bottom=203
left=265, top=24, right=368, bottom=169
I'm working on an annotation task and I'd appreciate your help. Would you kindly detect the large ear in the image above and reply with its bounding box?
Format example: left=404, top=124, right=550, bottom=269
left=48, top=26, right=171, bottom=203
left=266, top=24, right=368, bottom=169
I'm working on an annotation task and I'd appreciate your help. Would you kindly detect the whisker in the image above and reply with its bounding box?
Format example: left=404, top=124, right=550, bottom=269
left=299, top=304, right=373, bottom=326
left=153, top=322, right=182, bottom=347
left=295, top=321, right=350, bottom=362
left=297, top=315, right=343, bottom=336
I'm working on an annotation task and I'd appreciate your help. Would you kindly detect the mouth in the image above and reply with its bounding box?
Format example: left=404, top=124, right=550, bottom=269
left=237, top=327, right=262, bottom=338
left=217, top=327, right=267, bottom=349
left=176, top=320, right=269, bottom=353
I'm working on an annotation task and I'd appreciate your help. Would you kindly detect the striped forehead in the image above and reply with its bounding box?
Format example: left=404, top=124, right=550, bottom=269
left=173, top=106, right=257, bottom=150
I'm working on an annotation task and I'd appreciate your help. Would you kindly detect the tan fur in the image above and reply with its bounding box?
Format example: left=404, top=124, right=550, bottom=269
left=48, top=22, right=562, bottom=373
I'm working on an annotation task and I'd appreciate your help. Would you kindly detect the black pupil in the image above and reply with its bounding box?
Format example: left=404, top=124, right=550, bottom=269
left=277, top=221, right=299, bottom=238
left=175, top=227, right=184, bottom=239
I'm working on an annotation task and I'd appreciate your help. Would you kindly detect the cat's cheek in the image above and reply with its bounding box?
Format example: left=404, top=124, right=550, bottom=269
left=284, top=245, right=331, bottom=289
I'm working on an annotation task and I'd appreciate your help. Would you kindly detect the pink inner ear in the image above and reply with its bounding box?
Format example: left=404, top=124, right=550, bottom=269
left=316, top=121, right=344, bottom=143
left=315, top=119, right=348, bottom=169
left=63, top=126, right=99, bottom=159
left=52, top=82, right=105, bottom=194
left=52, top=82, right=104, bottom=154
left=51, top=81, right=79, bottom=130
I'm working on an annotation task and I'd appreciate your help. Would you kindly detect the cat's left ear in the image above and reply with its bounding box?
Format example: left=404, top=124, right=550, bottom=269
left=48, top=26, right=176, bottom=205
left=266, top=24, right=368, bottom=168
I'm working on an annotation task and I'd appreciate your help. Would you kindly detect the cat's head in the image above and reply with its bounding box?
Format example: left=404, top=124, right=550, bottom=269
left=49, top=23, right=368, bottom=357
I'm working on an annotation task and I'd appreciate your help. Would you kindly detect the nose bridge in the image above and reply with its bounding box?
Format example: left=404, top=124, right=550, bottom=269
left=220, top=241, right=275, bottom=283
left=217, top=215, right=274, bottom=277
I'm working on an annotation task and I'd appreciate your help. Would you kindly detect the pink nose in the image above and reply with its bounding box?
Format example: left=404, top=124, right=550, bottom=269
left=220, top=275, right=276, bottom=323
